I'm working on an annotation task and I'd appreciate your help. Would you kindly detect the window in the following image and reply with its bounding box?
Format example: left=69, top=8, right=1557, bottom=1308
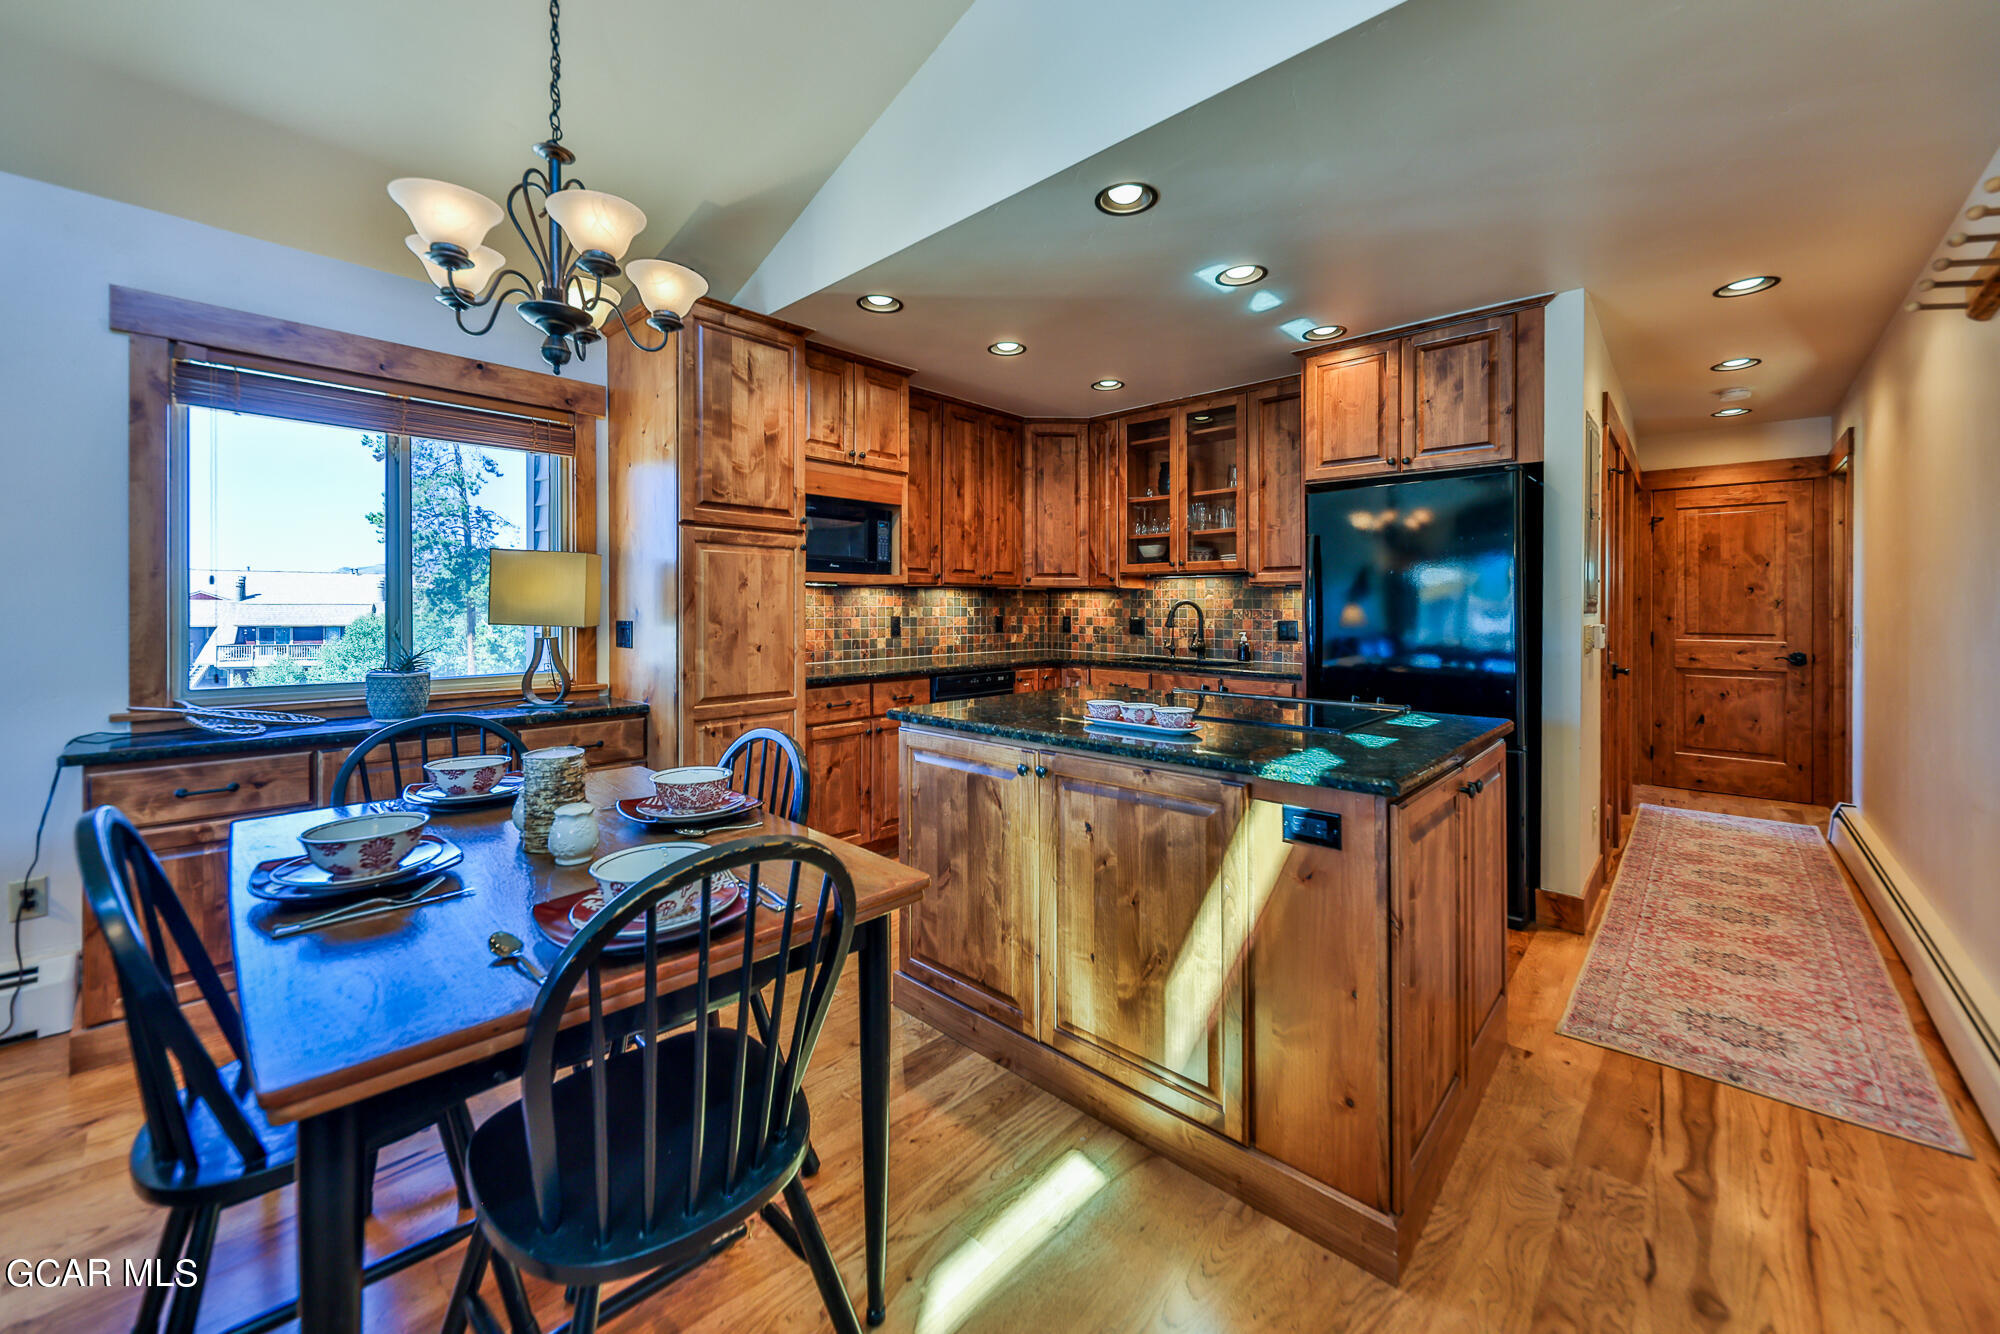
left=171, top=360, right=575, bottom=700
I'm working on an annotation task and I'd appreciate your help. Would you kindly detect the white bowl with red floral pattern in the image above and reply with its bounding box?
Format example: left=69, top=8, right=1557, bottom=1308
left=296, top=808, right=434, bottom=880
left=297, top=811, right=431, bottom=877
left=422, top=753, right=513, bottom=796
left=649, top=766, right=734, bottom=815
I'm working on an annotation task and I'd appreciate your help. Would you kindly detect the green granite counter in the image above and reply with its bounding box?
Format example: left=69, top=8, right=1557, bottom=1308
left=807, top=651, right=1300, bottom=688
left=888, top=687, right=1508, bottom=798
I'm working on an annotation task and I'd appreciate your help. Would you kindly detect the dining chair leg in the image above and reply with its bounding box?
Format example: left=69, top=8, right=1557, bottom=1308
left=438, top=1105, right=474, bottom=1211
left=783, top=1178, right=865, bottom=1334
left=490, top=1252, right=543, bottom=1334
left=161, top=1205, right=219, bottom=1334
left=569, top=1287, right=601, bottom=1334
left=131, top=1207, right=194, bottom=1333
left=803, top=1143, right=822, bottom=1177
left=760, top=1201, right=805, bottom=1259
left=439, top=1228, right=492, bottom=1334
left=360, top=1146, right=379, bottom=1218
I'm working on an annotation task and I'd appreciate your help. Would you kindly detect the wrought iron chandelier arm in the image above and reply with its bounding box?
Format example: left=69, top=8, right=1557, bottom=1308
left=617, top=310, right=674, bottom=353
left=504, top=174, right=558, bottom=290
left=451, top=271, right=539, bottom=335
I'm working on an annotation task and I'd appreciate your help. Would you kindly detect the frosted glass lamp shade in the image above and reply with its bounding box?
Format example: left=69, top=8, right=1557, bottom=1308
left=564, top=277, right=625, bottom=330
left=626, top=259, right=709, bottom=320
left=488, top=550, right=601, bottom=627
left=544, top=189, right=647, bottom=260
left=388, top=178, right=503, bottom=251
left=407, top=235, right=506, bottom=295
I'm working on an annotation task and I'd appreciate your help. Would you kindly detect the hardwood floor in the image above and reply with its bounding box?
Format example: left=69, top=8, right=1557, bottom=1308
left=5, top=786, right=1998, bottom=1332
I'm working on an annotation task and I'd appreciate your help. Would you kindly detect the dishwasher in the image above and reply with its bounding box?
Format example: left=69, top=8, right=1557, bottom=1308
left=929, top=667, right=1017, bottom=702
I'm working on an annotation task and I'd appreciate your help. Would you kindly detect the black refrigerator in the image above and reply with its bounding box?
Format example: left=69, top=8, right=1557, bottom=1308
left=1305, top=464, right=1542, bottom=924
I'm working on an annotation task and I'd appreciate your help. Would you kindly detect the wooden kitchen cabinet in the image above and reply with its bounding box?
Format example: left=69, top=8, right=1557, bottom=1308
left=679, top=524, right=804, bottom=760
left=1302, top=337, right=1403, bottom=483
left=1458, top=744, right=1509, bottom=1042
left=804, top=345, right=911, bottom=474
left=678, top=305, right=804, bottom=532
left=1247, top=377, right=1304, bottom=584
left=1087, top=420, right=1123, bottom=588
left=1300, top=299, right=1546, bottom=485
left=941, top=405, right=1025, bottom=587
left=1037, top=750, right=1247, bottom=1135
left=804, top=715, right=871, bottom=843
left=898, top=729, right=1041, bottom=1033
left=1404, top=314, right=1515, bottom=472
left=1152, top=671, right=1300, bottom=698
left=984, top=417, right=1024, bottom=584
left=1088, top=667, right=1152, bottom=691
left=1024, top=421, right=1090, bottom=586
left=904, top=393, right=943, bottom=584
left=1115, top=394, right=1247, bottom=576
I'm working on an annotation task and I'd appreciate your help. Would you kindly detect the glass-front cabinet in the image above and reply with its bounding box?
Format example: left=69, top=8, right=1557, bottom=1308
left=1116, top=393, right=1247, bottom=577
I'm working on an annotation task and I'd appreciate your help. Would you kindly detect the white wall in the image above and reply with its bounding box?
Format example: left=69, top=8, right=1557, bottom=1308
left=1640, top=416, right=1832, bottom=472
left=1834, top=240, right=2000, bottom=1012
left=0, top=170, right=605, bottom=1015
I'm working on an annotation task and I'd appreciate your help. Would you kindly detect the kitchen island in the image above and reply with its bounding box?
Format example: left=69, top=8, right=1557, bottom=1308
left=887, top=688, right=1512, bottom=1281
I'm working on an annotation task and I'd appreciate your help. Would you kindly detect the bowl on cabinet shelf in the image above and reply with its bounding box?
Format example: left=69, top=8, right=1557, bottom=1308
left=1136, top=542, right=1168, bottom=560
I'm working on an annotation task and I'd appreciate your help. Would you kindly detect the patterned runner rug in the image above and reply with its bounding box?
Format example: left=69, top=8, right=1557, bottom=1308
left=1558, top=803, right=1967, bottom=1154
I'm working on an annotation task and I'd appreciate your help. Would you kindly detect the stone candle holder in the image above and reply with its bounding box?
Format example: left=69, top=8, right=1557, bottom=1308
left=520, top=745, right=587, bottom=855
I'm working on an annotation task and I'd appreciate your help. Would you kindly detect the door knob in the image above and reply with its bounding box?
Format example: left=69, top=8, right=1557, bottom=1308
left=1776, top=651, right=1809, bottom=667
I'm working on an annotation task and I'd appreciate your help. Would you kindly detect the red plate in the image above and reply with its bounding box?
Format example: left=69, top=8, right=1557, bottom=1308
left=533, top=878, right=749, bottom=953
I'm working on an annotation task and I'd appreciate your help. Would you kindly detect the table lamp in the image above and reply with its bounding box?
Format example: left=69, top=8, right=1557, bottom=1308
left=487, top=549, right=601, bottom=708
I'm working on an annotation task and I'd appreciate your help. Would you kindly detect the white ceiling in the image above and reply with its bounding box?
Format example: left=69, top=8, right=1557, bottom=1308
left=777, top=0, right=2000, bottom=431
left=0, top=0, right=973, bottom=296
left=4, top=0, right=1996, bottom=436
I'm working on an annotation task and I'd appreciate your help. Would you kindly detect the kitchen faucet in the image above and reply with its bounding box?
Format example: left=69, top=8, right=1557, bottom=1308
left=1165, top=600, right=1206, bottom=658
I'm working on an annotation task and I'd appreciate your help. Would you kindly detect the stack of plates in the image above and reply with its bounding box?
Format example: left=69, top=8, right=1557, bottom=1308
left=616, top=789, right=761, bottom=829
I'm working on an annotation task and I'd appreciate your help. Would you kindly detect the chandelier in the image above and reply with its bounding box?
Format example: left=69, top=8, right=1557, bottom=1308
left=386, top=0, right=706, bottom=374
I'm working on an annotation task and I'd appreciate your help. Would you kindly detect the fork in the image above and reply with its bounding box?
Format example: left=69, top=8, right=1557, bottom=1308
left=673, top=819, right=764, bottom=836
left=272, top=875, right=449, bottom=937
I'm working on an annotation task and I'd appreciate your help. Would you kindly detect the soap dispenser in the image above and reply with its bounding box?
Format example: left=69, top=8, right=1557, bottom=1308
left=1236, top=632, right=1252, bottom=663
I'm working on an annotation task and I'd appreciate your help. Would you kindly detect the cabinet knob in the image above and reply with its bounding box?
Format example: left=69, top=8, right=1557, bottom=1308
left=1017, top=762, right=1030, bottom=776
left=1460, top=778, right=1485, bottom=796
left=1034, top=764, right=1048, bottom=777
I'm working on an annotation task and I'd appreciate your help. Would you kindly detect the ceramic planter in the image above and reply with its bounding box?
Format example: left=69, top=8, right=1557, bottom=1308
left=365, top=669, right=432, bottom=722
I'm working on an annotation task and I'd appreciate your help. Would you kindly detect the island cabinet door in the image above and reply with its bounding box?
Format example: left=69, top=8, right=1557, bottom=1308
left=1389, top=775, right=1467, bottom=1211
left=1458, top=745, right=1509, bottom=1043
left=898, top=731, right=1041, bottom=1033
left=1035, top=752, right=1248, bottom=1137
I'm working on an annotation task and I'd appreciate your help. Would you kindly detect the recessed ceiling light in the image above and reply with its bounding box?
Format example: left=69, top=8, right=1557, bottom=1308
left=1713, top=275, right=1780, bottom=297
left=1712, top=407, right=1752, bottom=417
left=1711, top=356, right=1760, bottom=371
left=1094, top=182, right=1157, bottom=216
left=1216, top=264, right=1267, bottom=287
left=1090, top=378, right=1124, bottom=391
left=857, top=294, right=902, bottom=313
left=1302, top=324, right=1346, bottom=341
left=988, top=341, right=1026, bottom=356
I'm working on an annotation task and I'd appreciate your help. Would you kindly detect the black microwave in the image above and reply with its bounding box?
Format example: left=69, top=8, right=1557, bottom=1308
left=805, top=495, right=897, bottom=575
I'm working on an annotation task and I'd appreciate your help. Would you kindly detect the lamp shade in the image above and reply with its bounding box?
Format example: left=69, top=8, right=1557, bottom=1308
left=407, top=235, right=507, bottom=296
left=564, top=277, right=625, bottom=330
left=488, top=549, right=601, bottom=627
left=387, top=178, right=504, bottom=251
left=626, top=259, right=709, bottom=320
left=544, top=189, right=647, bottom=260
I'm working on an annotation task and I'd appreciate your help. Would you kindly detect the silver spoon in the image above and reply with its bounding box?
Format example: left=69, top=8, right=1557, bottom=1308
left=488, top=930, right=544, bottom=982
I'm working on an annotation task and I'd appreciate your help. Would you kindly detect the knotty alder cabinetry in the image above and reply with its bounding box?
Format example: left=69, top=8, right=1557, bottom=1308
left=894, top=726, right=1508, bottom=1280
left=804, top=344, right=911, bottom=474
left=1300, top=299, right=1546, bottom=485
left=802, top=677, right=924, bottom=850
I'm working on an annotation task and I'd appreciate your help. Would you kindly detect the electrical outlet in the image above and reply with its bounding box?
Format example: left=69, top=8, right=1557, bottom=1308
left=1276, top=620, right=1300, bottom=642
left=890, top=614, right=901, bottom=639
left=1128, top=616, right=1146, bottom=636
left=993, top=613, right=1005, bottom=633
left=7, top=876, right=48, bottom=921
left=614, top=620, right=633, bottom=649
left=1060, top=614, right=1072, bottom=634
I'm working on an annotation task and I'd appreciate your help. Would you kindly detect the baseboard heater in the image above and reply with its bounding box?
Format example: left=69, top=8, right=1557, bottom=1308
left=0, top=950, right=76, bottom=1046
left=1830, top=804, right=2000, bottom=1139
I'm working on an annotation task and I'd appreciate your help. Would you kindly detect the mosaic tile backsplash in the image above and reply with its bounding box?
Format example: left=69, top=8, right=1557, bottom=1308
left=805, top=579, right=1302, bottom=666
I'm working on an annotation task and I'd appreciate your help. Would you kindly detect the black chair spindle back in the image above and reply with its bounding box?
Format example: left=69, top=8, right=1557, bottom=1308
left=716, top=727, right=811, bottom=823
left=517, top=836, right=856, bottom=1247
left=329, top=713, right=526, bottom=805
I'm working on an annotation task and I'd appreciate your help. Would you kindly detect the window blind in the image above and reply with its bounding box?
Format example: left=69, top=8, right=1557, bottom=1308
left=171, top=358, right=576, bottom=455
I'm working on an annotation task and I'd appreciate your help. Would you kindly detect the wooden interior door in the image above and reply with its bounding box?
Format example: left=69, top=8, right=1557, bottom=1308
left=1648, top=478, right=1820, bottom=801
left=1600, top=398, right=1641, bottom=852
left=1038, top=750, right=1245, bottom=1136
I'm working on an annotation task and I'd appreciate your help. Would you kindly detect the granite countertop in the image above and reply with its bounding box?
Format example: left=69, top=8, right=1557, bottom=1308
left=807, top=651, right=1302, bottom=687
left=888, top=688, right=1510, bottom=798
left=59, top=697, right=651, bottom=768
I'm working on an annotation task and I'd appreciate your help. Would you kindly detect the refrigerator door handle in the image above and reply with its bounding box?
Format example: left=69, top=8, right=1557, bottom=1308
left=1303, top=533, right=1322, bottom=696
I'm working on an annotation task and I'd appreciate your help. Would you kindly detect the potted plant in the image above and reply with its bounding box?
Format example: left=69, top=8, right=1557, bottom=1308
left=365, top=636, right=434, bottom=722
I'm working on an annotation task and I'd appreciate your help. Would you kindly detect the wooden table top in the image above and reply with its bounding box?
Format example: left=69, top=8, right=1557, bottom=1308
left=228, top=766, right=927, bottom=1123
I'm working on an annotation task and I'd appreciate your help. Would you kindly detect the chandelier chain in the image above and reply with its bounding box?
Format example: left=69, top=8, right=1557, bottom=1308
left=547, top=0, right=562, bottom=145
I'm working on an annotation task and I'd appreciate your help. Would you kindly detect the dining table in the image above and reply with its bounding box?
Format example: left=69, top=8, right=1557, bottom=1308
left=226, top=764, right=927, bottom=1334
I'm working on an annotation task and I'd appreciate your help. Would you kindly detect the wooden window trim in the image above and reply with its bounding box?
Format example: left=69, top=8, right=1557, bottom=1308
left=121, top=290, right=602, bottom=711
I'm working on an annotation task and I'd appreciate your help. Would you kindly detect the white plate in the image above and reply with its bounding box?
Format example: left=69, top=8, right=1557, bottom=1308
left=1080, top=716, right=1202, bottom=741
left=402, top=774, right=523, bottom=806
left=268, top=834, right=455, bottom=889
